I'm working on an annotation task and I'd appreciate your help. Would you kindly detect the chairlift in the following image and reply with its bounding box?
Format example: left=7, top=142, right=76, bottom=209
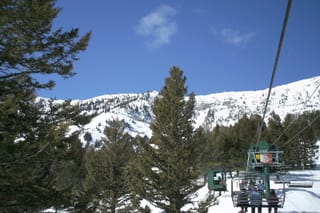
left=231, top=173, right=286, bottom=209
left=231, top=141, right=287, bottom=211
left=207, top=169, right=227, bottom=194
left=287, top=170, right=314, bottom=188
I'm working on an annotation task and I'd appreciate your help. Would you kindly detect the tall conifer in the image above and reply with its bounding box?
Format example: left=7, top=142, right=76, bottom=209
left=83, top=120, right=134, bottom=212
left=128, top=66, right=203, bottom=212
left=0, top=0, right=90, bottom=211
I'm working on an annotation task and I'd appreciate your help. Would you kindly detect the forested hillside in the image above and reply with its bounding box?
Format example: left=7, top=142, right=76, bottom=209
left=0, top=0, right=319, bottom=212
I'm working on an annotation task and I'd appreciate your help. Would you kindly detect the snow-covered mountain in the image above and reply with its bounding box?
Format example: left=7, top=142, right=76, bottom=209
left=57, top=76, right=320, bottom=144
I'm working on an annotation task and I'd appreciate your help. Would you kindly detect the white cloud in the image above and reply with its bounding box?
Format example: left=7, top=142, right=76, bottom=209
left=135, top=5, right=177, bottom=48
left=212, top=27, right=255, bottom=47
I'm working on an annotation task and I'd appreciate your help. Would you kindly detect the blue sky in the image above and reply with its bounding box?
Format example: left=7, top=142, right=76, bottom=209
left=37, top=0, right=320, bottom=100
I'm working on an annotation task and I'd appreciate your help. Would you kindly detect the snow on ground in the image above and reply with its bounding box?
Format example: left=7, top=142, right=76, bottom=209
left=145, top=142, right=320, bottom=213
left=205, top=167, right=320, bottom=213
left=206, top=146, right=320, bottom=213
left=45, top=142, right=320, bottom=213
left=280, top=167, right=320, bottom=213
left=142, top=166, right=320, bottom=213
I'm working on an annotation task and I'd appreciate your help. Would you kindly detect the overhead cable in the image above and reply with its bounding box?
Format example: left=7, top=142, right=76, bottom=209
left=256, top=0, right=293, bottom=144
left=274, top=80, right=320, bottom=144
left=282, top=113, right=320, bottom=146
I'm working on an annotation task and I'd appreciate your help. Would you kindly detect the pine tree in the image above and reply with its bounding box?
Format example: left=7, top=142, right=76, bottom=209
left=294, top=111, right=319, bottom=169
left=0, top=98, right=90, bottom=212
left=83, top=120, right=135, bottom=212
left=281, top=113, right=300, bottom=168
left=0, top=0, right=91, bottom=211
left=277, top=111, right=320, bottom=169
left=0, top=0, right=90, bottom=91
left=206, top=114, right=267, bottom=170
left=266, top=111, right=285, bottom=143
left=192, top=127, right=212, bottom=174
left=128, top=66, right=203, bottom=212
left=208, top=125, right=232, bottom=168
left=230, top=115, right=259, bottom=166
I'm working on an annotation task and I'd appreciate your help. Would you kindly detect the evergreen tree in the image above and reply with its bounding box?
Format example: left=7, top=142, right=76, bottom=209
left=128, top=66, right=203, bottom=212
left=206, top=114, right=267, bottom=171
left=192, top=127, right=212, bottom=174
left=83, top=120, right=135, bottom=212
left=0, top=0, right=90, bottom=91
left=230, top=114, right=262, bottom=168
left=291, top=111, right=319, bottom=169
left=208, top=125, right=234, bottom=168
left=0, top=98, right=90, bottom=212
left=266, top=111, right=285, bottom=144
left=277, top=111, right=320, bottom=169
left=280, top=113, right=301, bottom=168
left=0, top=0, right=90, bottom=211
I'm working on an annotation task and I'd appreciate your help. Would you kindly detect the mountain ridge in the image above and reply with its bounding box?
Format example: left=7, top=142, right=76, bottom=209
left=45, top=76, right=320, bottom=145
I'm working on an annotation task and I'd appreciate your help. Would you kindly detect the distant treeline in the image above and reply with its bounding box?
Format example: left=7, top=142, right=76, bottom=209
left=201, top=110, right=320, bottom=170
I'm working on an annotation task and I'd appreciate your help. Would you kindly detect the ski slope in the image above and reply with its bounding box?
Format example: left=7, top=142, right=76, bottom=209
left=45, top=142, right=320, bottom=213
left=144, top=164, right=320, bottom=213
left=206, top=168, right=320, bottom=213
left=207, top=158, right=320, bottom=212
left=146, top=142, right=320, bottom=213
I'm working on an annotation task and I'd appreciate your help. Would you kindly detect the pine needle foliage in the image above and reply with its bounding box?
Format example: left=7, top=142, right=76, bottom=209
left=83, top=120, right=135, bottom=212
left=0, top=0, right=91, bottom=211
left=0, top=0, right=91, bottom=90
left=128, top=66, right=203, bottom=212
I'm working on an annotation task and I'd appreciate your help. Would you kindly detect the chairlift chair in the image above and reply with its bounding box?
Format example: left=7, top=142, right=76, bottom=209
left=207, top=169, right=227, bottom=193
left=231, top=141, right=287, bottom=211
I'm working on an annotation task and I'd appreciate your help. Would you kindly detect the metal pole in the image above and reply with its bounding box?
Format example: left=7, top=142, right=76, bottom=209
left=264, top=165, right=270, bottom=198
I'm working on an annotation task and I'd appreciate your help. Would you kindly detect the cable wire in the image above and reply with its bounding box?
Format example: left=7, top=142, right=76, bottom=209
left=274, top=80, right=320, bottom=144
left=282, top=113, right=320, bottom=146
left=256, top=0, right=293, bottom=144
